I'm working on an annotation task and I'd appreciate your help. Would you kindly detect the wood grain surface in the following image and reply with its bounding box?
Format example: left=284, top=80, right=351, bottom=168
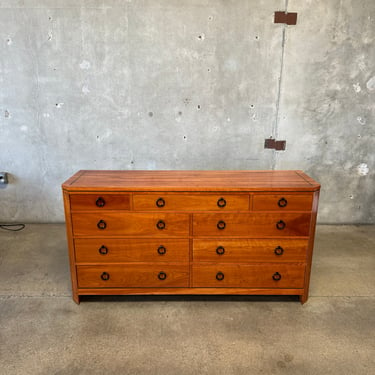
left=63, top=170, right=320, bottom=192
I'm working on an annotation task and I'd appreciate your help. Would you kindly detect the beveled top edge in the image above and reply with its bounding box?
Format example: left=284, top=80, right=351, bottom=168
left=62, top=170, right=321, bottom=192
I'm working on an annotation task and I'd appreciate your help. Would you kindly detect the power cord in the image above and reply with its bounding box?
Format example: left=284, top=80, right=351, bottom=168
left=0, top=224, right=26, bottom=231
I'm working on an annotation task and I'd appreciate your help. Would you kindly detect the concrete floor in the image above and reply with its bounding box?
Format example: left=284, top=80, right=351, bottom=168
left=0, top=225, right=374, bottom=374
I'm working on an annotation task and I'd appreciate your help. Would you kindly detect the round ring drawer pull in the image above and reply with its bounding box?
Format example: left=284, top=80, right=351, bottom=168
left=217, top=220, right=226, bottom=230
left=156, top=197, right=165, bottom=208
left=217, top=197, right=227, bottom=208
left=216, top=272, right=225, bottom=281
left=156, top=220, right=166, bottom=230
left=96, top=197, right=106, bottom=207
left=97, top=220, right=107, bottom=230
left=158, top=271, right=167, bottom=280
left=157, top=245, right=167, bottom=255
left=278, top=197, right=288, bottom=208
left=99, top=245, right=108, bottom=255
left=216, top=246, right=225, bottom=255
left=274, top=246, right=284, bottom=256
left=101, top=272, right=110, bottom=281
left=272, top=272, right=282, bottom=281
left=276, top=220, right=286, bottom=230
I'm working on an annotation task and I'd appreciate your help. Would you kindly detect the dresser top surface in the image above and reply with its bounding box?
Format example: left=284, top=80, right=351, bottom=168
left=62, top=170, right=320, bottom=192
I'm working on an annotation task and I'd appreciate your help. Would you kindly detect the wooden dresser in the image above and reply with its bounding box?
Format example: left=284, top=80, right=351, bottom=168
left=62, top=170, right=320, bottom=304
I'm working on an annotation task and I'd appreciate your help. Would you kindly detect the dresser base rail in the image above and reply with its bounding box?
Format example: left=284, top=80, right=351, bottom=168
left=73, top=287, right=307, bottom=304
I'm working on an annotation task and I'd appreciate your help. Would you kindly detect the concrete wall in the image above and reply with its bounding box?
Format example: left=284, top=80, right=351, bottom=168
left=0, top=0, right=374, bottom=224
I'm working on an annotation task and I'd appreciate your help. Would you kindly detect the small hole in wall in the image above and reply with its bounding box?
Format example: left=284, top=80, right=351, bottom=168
left=250, top=104, right=254, bottom=108
left=255, top=35, right=259, bottom=40
left=148, top=112, right=154, bottom=117
left=197, top=105, right=201, bottom=110
left=178, top=111, right=183, bottom=116
left=183, top=135, right=187, bottom=140
left=208, top=16, right=213, bottom=21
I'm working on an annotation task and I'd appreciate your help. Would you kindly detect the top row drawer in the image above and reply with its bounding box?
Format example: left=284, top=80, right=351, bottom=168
left=133, top=194, right=248, bottom=211
left=69, top=193, right=313, bottom=211
left=70, top=194, right=131, bottom=211
left=253, top=194, right=313, bottom=211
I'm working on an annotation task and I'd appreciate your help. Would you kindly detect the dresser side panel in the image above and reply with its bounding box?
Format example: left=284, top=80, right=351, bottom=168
left=63, top=190, right=79, bottom=303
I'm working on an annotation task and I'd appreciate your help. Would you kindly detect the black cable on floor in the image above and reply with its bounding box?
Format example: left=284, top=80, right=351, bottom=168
left=0, top=224, right=26, bottom=231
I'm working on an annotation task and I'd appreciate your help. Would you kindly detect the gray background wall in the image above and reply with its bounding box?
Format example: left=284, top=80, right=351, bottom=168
left=0, top=0, right=374, bottom=224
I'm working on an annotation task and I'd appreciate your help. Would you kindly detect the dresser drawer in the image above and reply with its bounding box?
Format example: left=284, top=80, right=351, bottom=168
left=70, top=194, right=130, bottom=211
left=252, top=194, right=313, bottom=211
left=192, top=264, right=305, bottom=288
left=193, top=239, right=308, bottom=262
left=193, top=213, right=311, bottom=237
left=133, top=193, right=249, bottom=211
left=77, top=264, right=189, bottom=288
left=71, top=213, right=189, bottom=237
left=75, top=239, right=189, bottom=263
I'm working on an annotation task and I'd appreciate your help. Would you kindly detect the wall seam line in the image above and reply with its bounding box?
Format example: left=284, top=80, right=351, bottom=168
left=272, top=0, right=288, bottom=170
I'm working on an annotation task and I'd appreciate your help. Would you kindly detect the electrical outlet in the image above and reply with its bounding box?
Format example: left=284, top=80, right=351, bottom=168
left=0, top=172, right=8, bottom=184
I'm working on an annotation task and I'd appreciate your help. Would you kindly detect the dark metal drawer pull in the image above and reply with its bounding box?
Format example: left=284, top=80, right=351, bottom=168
left=274, top=246, right=284, bottom=256
left=216, top=246, right=225, bottom=255
left=276, top=220, right=286, bottom=230
left=216, top=272, right=225, bottom=281
left=272, top=272, right=282, bottom=281
left=101, top=272, right=110, bottom=281
left=97, top=220, right=107, bottom=230
left=156, top=220, right=166, bottom=230
left=217, top=220, right=226, bottom=230
left=96, top=197, right=106, bottom=207
left=158, top=271, right=167, bottom=280
left=217, top=197, right=227, bottom=208
left=156, top=197, right=165, bottom=208
left=157, top=245, right=167, bottom=255
left=99, top=245, right=108, bottom=255
left=278, top=197, right=288, bottom=207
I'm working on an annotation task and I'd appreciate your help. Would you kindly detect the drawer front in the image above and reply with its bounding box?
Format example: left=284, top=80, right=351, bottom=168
left=71, top=213, right=189, bottom=237
left=192, top=264, right=305, bottom=288
left=193, top=239, right=308, bottom=262
left=193, top=213, right=311, bottom=237
left=75, top=239, right=189, bottom=263
left=77, top=264, right=189, bottom=288
left=70, top=194, right=131, bottom=211
left=133, top=194, right=249, bottom=211
left=253, top=194, right=313, bottom=211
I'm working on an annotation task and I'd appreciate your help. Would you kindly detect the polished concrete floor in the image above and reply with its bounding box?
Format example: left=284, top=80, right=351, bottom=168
left=0, top=224, right=374, bottom=374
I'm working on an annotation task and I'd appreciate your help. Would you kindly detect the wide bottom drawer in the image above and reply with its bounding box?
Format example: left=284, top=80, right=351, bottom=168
left=77, top=264, right=189, bottom=288
left=192, top=264, right=305, bottom=288
left=75, top=238, right=189, bottom=263
left=193, top=239, right=308, bottom=262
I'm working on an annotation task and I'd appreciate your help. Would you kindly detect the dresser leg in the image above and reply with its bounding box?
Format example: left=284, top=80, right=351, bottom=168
left=72, top=293, right=80, bottom=304
left=299, top=294, right=308, bottom=304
